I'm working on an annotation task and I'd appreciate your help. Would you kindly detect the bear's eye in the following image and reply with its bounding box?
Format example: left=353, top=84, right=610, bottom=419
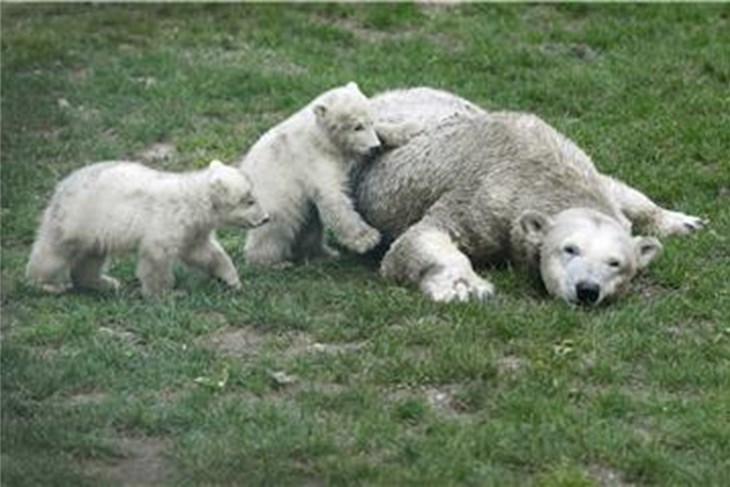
left=563, top=244, right=580, bottom=256
left=607, top=258, right=622, bottom=269
left=240, top=197, right=255, bottom=207
left=353, top=123, right=365, bottom=132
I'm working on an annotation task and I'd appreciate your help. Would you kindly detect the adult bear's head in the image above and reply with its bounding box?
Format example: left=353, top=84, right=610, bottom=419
left=517, top=207, right=662, bottom=306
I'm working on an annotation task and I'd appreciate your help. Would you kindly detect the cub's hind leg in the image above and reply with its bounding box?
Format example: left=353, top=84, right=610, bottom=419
left=136, top=244, right=176, bottom=297
left=70, top=252, right=120, bottom=292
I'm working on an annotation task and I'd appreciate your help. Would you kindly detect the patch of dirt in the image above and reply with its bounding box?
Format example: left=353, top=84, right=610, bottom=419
left=388, top=385, right=471, bottom=419
left=138, top=142, right=176, bottom=163
left=632, top=276, right=672, bottom=301
left=540, top=42, right=600, bottom=61
left=308, top=340, right=367, bottom=355
left=65, top=391, right=109, bottom=407
left=416, top=1, right=463, bottom=16
left=322, top=16, right=414, bottom=44
left=98, top=326, right=141, bottom=346
left=495, top=355, right=529, bottom=377
left=424, top=385, right=470, bottom=417
left=194, top=310, right=228, bottom=327
left=84, top=437, right=176, bottom=486
left=586, top=463, right=634, bottom=487
left=200, top=326, right=268, bottom=357
left=277, top=331, right=367, bottom=358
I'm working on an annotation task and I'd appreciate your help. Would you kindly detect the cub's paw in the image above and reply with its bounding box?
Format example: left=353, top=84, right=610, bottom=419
left=99, top=275, right=121, bottom=291
left=40, top=283, right=72, bottom=294
left=657, top=210, right=707, bottom=237
left=376, top=121, right=424, bottom=148
left=420, top=267, right=495, bottom=303
left=341, top=226, right=381, bottom=254
left=226, top=278, right=242, bottom=291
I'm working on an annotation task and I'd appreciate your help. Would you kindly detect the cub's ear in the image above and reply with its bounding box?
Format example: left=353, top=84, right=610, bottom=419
left=634, top=236, right=662, bottom=269
left=313, top=104, right=328, bottom=122
left=517, top=210, right=552, bottom=244
left=208, top=159, right=225, bottom=169
left=345, top=81, right=359, bottom=91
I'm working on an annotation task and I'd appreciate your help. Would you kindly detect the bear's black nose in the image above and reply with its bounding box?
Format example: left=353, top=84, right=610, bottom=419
left=366, top=145, right=381, bottom=158
left=575, top=281, right=600, bottom=305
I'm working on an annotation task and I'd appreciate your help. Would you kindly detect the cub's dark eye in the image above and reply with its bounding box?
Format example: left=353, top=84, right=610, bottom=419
left=353, top=123, right=365, bottom=132
left=607, top=259, right=622, bottom=269
left=563, top=244, right=580, bottom=256
left=240, top=197, right=255, bottom=207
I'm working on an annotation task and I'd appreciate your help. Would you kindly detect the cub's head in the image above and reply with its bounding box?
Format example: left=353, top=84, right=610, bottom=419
left=313, top=81, right=381, bottom=158
left=207, top=160, right=269, bottom=228
left=517, top=208, right=662, bottom=306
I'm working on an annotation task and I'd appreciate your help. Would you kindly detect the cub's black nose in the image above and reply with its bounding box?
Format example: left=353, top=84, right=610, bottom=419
left=367, top=143, right=384, bottom=157
left=576, top=281, right=600, bottom=305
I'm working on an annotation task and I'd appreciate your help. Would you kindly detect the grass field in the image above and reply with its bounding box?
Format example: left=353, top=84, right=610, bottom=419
left=2, top=4, right=729, bottom=486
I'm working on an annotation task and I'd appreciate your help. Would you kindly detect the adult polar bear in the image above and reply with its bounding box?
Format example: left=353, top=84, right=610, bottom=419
left=354, top=88, right=705, bottom=305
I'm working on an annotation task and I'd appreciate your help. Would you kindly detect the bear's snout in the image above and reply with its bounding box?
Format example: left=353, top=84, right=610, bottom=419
left=575, top=280, right=601, bottom=305
left=253, top=214, right=270, bottom=227
left=365, top=143, right=382, bottom=158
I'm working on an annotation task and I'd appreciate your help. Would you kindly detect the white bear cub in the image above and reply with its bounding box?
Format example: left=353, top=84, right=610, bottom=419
left=26, top=160, right=269, bottom=297
left=240, top=82, right=407, bottom=267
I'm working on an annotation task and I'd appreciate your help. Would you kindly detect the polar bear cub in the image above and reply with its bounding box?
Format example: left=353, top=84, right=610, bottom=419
left=26, top=160, right=269, bottom=297
left=239, top=82, right=409, bottom=267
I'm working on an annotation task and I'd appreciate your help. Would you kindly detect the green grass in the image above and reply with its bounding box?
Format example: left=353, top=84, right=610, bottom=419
left=2, top=4, right=729, bottom=486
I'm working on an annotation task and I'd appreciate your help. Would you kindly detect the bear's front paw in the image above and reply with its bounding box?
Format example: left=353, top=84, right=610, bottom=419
left=341, top=225, right=381, bottom=254
left=420, top=267, right=495, bottom=303
left=657, top=210, right=707, bottom=237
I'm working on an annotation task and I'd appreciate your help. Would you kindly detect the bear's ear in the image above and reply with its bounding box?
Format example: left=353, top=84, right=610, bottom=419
left=313, top=104, right=328, bottom=122
left=209, top=159, right=225, bottom=170
left=345, top=81, right=359, bottom=91
left=518, top=210, right=552, bottom=244
left=634, top=236, right=662, bottom=269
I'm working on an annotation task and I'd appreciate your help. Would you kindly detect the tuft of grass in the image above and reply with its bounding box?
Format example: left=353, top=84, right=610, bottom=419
left=2, top=4, right=729, bottom=485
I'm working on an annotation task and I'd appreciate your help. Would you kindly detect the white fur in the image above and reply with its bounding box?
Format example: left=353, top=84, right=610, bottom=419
left=26, top=160, right=268, bottom=296
left=239, top=82, right=414, bottom=267
left=520, top=208, right=661, bottom=305
left=356, top=88, right=705, bottom=305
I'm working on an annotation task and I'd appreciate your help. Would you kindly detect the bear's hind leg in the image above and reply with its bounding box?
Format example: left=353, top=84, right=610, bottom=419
left=244, top=220, right=297, bottom=268
left=183, top=234, right=241, bottom=289
left=600, top=175, right=706, bottom=237
left=136, top=246, right=175, bottom=297
left=70, top=253, right=120, bottom=292
left=381, top=222, right=494, bottom=303
left=294, top=211, right=340, bottom=262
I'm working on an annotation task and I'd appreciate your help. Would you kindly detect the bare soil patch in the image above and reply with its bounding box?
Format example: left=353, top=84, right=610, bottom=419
left=65, top=391, right=109, bottom=407
left=84, top=437, right=176, bottom=486
left=200, top=325, right=268, bottom=357
left=586, top=463, right=634, bottom=487
left=138, top=142, right=177, bottom=163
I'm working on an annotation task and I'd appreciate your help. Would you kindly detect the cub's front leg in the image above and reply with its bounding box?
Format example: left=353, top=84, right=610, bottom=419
left=311, top=172, right=380, bottom=254
left=375, top=121, right=423, bottom=148
left=183, top=233, right=241, bottom=289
